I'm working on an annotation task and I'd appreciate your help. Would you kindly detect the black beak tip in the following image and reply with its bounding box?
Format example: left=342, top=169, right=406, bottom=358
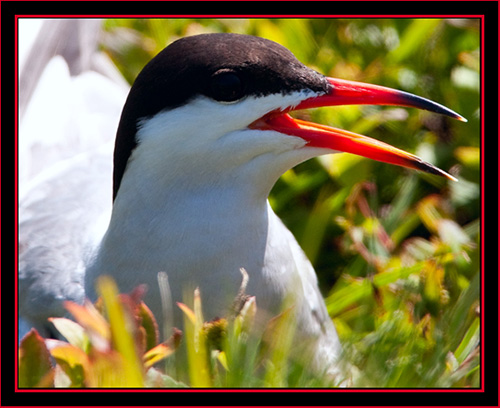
left=404, top=91, right=467, bottom=123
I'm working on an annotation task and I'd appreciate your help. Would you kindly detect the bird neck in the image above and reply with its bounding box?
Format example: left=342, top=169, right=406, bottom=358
left=91, top=150, right=274, bottom=275
left=87, top=103, right=322, bottom=303
left=86, top=163, right=273, bottom=314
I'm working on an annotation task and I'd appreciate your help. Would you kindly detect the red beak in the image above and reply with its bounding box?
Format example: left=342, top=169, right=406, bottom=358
left=250, top=77, right=466, bottom=181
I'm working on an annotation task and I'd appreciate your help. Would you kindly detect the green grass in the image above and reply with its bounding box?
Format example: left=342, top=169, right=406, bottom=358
left=18, top=18, right=480, bottom=388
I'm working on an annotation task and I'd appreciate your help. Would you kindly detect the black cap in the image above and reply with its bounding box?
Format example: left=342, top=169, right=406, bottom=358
left=113, top=33, right=330, bottom=199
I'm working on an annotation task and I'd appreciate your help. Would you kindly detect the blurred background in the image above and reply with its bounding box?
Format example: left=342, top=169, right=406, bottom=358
left=20, top=18, right=481, bottom=387
left=97, top=18, right=480, bottom=387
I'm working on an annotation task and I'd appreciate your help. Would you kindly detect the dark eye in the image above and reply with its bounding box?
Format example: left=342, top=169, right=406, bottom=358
left=210, top=70, right=245, bottom=102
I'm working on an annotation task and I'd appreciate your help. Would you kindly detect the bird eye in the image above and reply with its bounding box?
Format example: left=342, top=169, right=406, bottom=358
left=210, top=70, right=245, bottom=102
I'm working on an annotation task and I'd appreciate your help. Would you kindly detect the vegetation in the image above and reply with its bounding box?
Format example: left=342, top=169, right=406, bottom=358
left=18, top=18, right=480, bottom=388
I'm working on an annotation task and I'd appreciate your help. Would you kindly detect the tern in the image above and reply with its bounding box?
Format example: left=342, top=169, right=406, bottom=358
left=18, top=32, right=465, bottom=376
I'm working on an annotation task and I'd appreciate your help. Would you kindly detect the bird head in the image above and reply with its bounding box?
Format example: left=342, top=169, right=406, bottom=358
left=113, top=33, right=465, bottom=201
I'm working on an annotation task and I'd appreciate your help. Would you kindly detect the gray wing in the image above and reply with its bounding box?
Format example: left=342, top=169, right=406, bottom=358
left=18, top=19, right=128, bottom=338
left=267, top=205, right=343, bottom=377
left=283, top=220, right=342, bottom=368
left=18, top=148, right=113, bottom=337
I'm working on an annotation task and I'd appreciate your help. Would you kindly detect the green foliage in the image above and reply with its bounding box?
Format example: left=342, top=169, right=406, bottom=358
left=18, top=329, right=54, bottom=387
left=18, top=18, right=480, bottom=388
left=19, top=278, right=181, bottom=387
left=18, top=275, right=341, bottom=388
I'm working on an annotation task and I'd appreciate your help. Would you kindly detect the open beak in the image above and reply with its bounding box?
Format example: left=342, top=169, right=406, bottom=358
left=250, top=77, right=466, bottom=181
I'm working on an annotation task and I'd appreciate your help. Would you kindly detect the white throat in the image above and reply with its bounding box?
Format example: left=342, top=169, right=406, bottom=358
left=85, top=93, right=329, bottom=325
